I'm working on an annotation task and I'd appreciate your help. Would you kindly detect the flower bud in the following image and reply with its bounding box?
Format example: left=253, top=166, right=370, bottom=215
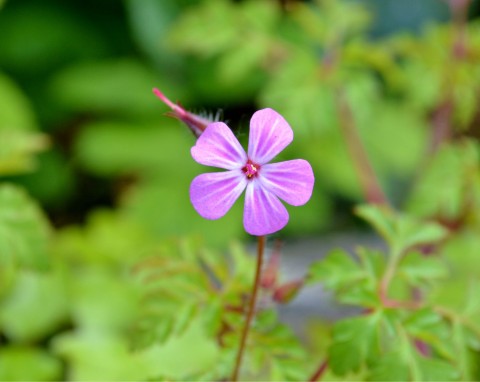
left=153, top=88, right=212, bottom=138
left=272, top=279, right=304, bottom=304
left=260, top=245, right=281, bottom=289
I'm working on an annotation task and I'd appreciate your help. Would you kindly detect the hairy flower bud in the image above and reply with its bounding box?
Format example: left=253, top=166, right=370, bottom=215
left=153, top=88, right=212, bottom=138
left=272, top=280, right=304, bottom=304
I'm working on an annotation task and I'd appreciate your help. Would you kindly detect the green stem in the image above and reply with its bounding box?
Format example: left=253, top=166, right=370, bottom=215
left=231, top=235, right=266, bottom=381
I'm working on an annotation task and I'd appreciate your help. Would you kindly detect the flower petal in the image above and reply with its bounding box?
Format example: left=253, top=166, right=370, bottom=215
left=243, top=181, right=289, bottom=236
left=191, top=122, right=247, bottom=170
left=247, top=108, right=293, bottom=164
left=260, top=159, right=314, bottom=206
left=190, top=170, right=247, bottom=219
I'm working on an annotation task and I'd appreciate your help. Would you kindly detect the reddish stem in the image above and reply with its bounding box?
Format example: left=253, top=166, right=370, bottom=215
left=429, top=0, right=470, bottom=151
left=336, top=89, right=389, bottom=205
left=231, top=235, right=266, bottom=381
left=309, top=359, right=329, bottom=382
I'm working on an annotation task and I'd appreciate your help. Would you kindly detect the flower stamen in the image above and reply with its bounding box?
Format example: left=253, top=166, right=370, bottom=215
left=242, top=160, right=260, bottom=179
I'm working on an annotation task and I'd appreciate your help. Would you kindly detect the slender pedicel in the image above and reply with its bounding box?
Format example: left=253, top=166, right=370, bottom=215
left=231, top=235, right=266, bottom=381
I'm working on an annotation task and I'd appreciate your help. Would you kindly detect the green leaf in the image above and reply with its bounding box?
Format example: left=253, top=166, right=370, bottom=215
left=355, top=204, right=448, bottom=253
left=53, top=210, right=158, bottom=272
left=168, top=0, right=239, bottom=56
left=398, top=252, right=448, bottom=287
left=403, top=308, right=454, bottom=360
left=70, top=268, right=139, bottom=334
left=308, top=248, right=382, bottom=307
left=329, top=313, right=382, bottom=375
left=307, top=249, right=363, bottom=288
left=0, top=268, right=68, bottom=342
left=368, top=350, right=458, bottom=382
left=53, top=323, right=219, bottom=381
left=0, top=346, right=62, bottom=381
left=0, top=130, right=48, bottom=176
left=450, top=319, right=480, bottom=380
left=50, top=59, right=164, bottom=118
left=0, top=4, right=107, bottom=75
left=13, top=149, right=75, bottom=207
left=0, top=184, right=51, bottom=271
left=416, top=357, right=459, bottom=381
left=0, top=72, right=37, bottom=131
left=407, top=140, right=480, bottom=221
left=368, top=351, right=411, bottom=381
left=246, top=311, right=308, bottom=381
left=74, top=120, right=195, bottom=177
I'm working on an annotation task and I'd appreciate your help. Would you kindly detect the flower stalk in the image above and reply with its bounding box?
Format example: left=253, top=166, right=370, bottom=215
left=231, top=235, right=266, bottom=382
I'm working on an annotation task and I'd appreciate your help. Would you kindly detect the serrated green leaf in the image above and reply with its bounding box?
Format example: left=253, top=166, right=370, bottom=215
left=355, top=204, right=448, bottom=254
left=398, top=252, right=448, bottom=286
left=417, top=356, right=459, bottom=381
left=307, top=249, right=363, bottom=287
left=355, top=204, right=397, bottom=245
left=356, top=247, right=385, bottom=281
left=368, top=350, right=411, bottom=381
left=369, top=350, right=459, bottom=382
left=308, top=247, right=382, bottom=307
left=329, top=313, right=382, bottom=375
left=403, top=308, right=454, bottom=360
left=450, top=319, right=480, bottom=380
left=407, top=140, right=480, bottom=221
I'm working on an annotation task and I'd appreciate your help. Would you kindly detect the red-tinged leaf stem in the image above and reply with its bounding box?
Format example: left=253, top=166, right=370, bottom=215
left=429, top=0, right=471, bottom=151
left=231, top=235, right=266, bottom=382
left=309, top=359, right=329, bottom=382
left=335, top=89, right=389, bottom=206
left=378, top=248, right=424, bottom=310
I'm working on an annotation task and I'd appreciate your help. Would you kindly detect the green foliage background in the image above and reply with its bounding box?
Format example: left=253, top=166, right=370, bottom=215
left=0, top=0, right=480, bottom=380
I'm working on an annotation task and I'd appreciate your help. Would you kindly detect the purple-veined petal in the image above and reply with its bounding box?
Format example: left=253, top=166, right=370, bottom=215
left=247, top=108, right=293, bottom=165
left=191, top=122, right=247, bottom=170
left=243, top=181, right=289, bottom=236
left=260, top=159, right=314, bottom=206
left=190, top=170, right=247, bottom=219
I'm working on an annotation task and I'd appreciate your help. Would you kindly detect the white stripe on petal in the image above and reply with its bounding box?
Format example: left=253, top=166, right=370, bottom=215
left=191, top=122, right=247, bottom=170
left=247, top=109, right=293, bottom=165
left=190, top=170, right=247, bottom=219
left=243, top=181, right=289, bottom=236
left=260, top=159, right=314, bottom=206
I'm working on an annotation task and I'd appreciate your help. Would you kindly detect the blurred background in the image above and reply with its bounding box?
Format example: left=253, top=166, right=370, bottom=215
left=0, top=0, right=478, bottom=245
left=1, top=0, right=480, bottom=380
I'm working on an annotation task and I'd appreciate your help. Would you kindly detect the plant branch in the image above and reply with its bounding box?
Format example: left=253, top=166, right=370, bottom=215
left=429, top=0, right=471, bottom=151
left=231, top=235, right=266, bottom=381
left=378, top=249, right=423, bottom=310
left=335, top=89, right=389, bottom=206
left=309, top=359, right=329, bottom=382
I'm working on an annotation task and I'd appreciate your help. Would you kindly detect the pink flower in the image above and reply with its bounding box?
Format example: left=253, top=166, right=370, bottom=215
left=190, top=108, right=314, bottom=236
